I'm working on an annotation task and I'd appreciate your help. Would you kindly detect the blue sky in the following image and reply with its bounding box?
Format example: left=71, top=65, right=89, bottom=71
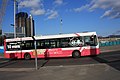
left=1, top=0, right=120, bottom=36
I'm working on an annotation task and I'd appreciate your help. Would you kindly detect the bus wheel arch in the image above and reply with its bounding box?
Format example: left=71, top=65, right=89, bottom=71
left=24, top=53, right=31, bottom=60
left=72, top=50, right=81, bottom=58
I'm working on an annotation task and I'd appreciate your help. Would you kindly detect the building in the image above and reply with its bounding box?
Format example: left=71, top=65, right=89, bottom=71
left=26, top=15, right=35, bottom=37
left=15, top=12, right=35, bottom=37
left=3, top=32, right=24, bottom=38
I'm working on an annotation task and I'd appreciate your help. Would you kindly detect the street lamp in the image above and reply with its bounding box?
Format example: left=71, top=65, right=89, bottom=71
left=14, top=0, right=16, bottom=38
left=32, top=36, right=38, bottom=70
left=59, top=18, right=62, bottom=34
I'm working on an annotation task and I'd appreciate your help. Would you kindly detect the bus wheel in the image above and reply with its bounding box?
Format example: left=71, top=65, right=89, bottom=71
left=24, top=53, right=31, bottom=60
left=72, top=51, right=80, bottom=58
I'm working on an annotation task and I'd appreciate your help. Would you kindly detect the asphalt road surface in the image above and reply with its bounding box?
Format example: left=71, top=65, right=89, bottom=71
left=0, top=50, right=120, bottom=69
left=0, top=50, right=120, bottom=80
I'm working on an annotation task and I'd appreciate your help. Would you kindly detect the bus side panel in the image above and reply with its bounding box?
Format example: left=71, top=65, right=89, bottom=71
left=30, top=52, right=36, bottom=58
left=4, top=39, right=13, bottom=59
left=16, top=52, right=25, bottom=59
left=81, top=48, right=100, bottom=56
left=14, top=51, right=22, bottom=59
left=4, top=53, right=10, bottom=58
left=48, top=48, right=73, bottom=57
left=62, top=50, right=73, bottom=57
left=5, top=51, right=43, bottom=59
left=43, top=48, right=64, bottom=58
left=36, top=48, right=73, bottom=58
left=5, top=51, right=22, bottom=59
left=20, top=50, right=35, bottom=59
left=4, top=53, right=16, bottom=59
left=35, top=49, right=47, bottom=58
left=4, top=51, right=35, bottom=59
left=90, top=48, right=100, bottom=55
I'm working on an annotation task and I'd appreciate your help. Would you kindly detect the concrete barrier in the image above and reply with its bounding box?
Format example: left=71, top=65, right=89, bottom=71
left=99, top=40, right=120, bottom=47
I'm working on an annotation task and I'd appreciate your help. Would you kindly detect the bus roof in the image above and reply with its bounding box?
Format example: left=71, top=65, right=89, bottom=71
left=5, top=37, right=33, bottom=42
left=5, top=32, right=97, bottom=42
left=35, top=32, right=97, bottom=40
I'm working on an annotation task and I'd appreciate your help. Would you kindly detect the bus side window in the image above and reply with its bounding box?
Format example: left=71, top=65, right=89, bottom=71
left=90, top=36, right=94, bottom=45
left=69, top=37, right=83, bottom=47
left=84, top=36, right=90, bottom=46
left=21, top=41, right=34, bottom=50
left=92, top=35, right=98, bottom=46
left=6, top=43, right=11, bottom=51
left=84, top=36, right=97, bottom=46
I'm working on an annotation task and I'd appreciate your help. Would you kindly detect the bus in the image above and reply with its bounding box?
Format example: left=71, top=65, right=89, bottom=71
left=4, top=32, right=100, bottom=59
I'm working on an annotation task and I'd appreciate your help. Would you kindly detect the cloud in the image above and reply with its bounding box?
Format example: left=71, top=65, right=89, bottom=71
left=18, top=0, right=61, bottom=19
left=73, top=0, right=120, bottom=19
left=46, top=10, right=58, bottom=19
left=54, top=0, right=63, bottom=5
left=101, top=8, right=120, bottom=19
left=30, top=9, right=45, bottom=15
left=73, top=4, right=89, bottom=12
left=18, top=0, right=45, bottom=16
left=90, top=0, right=120, bottom=19
left=19, top=0, right=42, bottom=8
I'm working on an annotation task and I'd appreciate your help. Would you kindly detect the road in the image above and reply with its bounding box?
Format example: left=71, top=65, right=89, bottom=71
left=0, top=50, right=120, bottom=69
left=0, top=50, right=120, bottom=80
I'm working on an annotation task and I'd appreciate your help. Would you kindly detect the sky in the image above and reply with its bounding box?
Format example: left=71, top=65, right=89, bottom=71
left=1, top=0, right=120, bottom=36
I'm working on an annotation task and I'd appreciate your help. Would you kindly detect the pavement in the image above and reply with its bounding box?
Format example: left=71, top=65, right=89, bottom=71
left=0, top=63, right=120, bottom=80
left=27, top=64, right=120, bottom=80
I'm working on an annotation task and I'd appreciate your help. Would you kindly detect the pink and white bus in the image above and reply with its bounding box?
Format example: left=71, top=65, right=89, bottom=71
left=4, top=32, right=100, bottom=59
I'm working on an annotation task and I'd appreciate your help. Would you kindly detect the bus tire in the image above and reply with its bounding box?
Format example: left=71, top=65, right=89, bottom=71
left=24, top=53, right=31, bottom=60
left=72, top=50, right=80, bottom=58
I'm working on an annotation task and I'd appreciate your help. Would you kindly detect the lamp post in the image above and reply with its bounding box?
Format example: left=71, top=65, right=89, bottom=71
left=14, top=0, right=16, bottom=38
left=32, top=36, right=38, bottom=70
left=59, top=18, right=62, bottom=34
